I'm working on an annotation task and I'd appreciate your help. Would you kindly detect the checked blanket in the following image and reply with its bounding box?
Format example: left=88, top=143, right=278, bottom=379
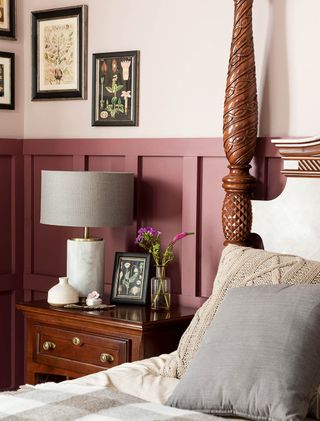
left=0, top=382, right=227, bottom=421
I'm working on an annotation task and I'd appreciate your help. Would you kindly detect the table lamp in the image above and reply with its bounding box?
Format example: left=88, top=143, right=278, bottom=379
left=40, top=170, right=134, bottom=300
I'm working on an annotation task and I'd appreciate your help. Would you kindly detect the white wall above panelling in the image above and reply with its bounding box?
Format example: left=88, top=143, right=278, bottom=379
left=23, top=0, right=232, bottom=138
left=257, top=0, right=320, bottom=137
left=9, top=0, right=320, bottom=139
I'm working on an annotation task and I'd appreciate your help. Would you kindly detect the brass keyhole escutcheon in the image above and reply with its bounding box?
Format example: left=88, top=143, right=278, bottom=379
left=43, top=341, right=56, bottom=351
left=100, top=353, right=114, bottom=363
left=72, top=337, right=81, bottom=346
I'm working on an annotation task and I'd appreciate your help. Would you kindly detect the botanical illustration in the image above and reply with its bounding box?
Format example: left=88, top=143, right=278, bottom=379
left=0, top=0, right=15, bottom=38
left=43, top=21, right=75, bottom=86
left=32, top=6, right=86, bottom=99
left=116, top=257, right=145, bottom=298
left=96, top=54, right=135, bottom=123
left=0, top=0, right=4, bottom=24
left=0, top=52, right=14, bottom=109
left=0, top=64, right=4, bottom=97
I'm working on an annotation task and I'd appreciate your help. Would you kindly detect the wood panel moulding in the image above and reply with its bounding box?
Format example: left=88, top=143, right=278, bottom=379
left=0, top=139, right=24, bottom=390
left=0, top=292, right=12, bottom=389
left=0, top=156, right=12, bottom=274
left=23, top=138, right=280, bottom=307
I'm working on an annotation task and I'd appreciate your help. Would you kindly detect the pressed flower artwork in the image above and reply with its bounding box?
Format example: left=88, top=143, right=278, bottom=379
left=111, top=252, right=150, bottom=305
left=92, top=51, right=139, bottom=126
left=42, top=21, right=76, bottom=88
left=32, top=5, right=87, bottom=100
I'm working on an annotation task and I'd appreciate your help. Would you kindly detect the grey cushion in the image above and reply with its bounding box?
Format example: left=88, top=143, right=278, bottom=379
left=166, top=285, right=320, bottom=421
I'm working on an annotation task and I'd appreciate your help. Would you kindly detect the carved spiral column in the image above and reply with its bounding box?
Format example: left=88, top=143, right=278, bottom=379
left=222, top=0, right=258, bottom=245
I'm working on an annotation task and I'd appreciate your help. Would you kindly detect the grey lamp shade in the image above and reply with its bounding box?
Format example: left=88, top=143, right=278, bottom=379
left=40, top=171, right=134, bottom=227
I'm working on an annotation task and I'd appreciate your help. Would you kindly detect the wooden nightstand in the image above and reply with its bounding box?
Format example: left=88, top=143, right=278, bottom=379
left=17, top=301, right=195, bottom=385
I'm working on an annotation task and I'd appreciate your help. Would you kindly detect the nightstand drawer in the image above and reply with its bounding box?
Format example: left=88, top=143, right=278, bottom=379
left=33, top=324, right=130, bottom=371
left=17, top=301, right=195, bottom=384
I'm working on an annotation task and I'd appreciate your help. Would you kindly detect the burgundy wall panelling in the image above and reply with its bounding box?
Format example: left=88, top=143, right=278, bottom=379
left=0, top=139, right=24, bottom=391
left=23, top=138, right=282, bottom=309
left=0, top=136, right=282, bottom=388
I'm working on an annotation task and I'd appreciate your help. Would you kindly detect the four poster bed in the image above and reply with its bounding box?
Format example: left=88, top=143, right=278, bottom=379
left=2, top=1, right=320, bottom=420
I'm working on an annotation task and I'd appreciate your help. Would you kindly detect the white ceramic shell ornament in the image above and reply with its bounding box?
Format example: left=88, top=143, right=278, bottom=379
left=86, top=291, right=102, bottom=306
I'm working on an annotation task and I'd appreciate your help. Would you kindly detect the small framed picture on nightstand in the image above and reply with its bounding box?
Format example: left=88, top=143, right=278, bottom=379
left=111, top=252, right=150, bottom=305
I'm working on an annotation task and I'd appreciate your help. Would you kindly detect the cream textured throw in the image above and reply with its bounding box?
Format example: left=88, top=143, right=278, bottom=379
left=161, top=244, right=320, bottom=379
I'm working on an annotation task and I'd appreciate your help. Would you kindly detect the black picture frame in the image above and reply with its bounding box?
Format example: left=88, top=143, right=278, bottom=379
left=111, top=252, right=150, bottom=305
left=31, top=5, right=87, bottom=101
left=0, top=51, right=14, bottom=110
left=0, top=0, right=16, bottom=40
left=92, top=50, right=139, bottom=126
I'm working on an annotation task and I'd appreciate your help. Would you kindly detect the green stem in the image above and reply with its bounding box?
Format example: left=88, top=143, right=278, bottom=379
left=152, top=268, right=170, bottom=309
left=152, top=278, right=169, bottom=308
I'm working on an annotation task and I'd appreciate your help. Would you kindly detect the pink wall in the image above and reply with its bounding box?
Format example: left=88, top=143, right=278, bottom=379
left=21, top=1, right=320, bottom=139
left=0, top=0, right=24, bottom=138
left=22, top=0, right=231, bottom=139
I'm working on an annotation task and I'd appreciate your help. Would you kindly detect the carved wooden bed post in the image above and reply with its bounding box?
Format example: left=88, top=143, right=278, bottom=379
left=222, top=0, right=258, bottom=245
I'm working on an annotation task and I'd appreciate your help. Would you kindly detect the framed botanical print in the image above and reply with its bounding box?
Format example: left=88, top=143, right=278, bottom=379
left=0, top=0, right=16, bottom=39
left=111, top=252, right=150, bottom=305
left=92, top=50, right=139, bottom=126
left=31, top=5, right=87, bottom=100
left=0, top=51, right=14, bottom=110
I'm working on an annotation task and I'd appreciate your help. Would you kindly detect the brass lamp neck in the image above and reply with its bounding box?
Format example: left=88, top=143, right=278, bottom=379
left=69, top=226, right=103, bottom=242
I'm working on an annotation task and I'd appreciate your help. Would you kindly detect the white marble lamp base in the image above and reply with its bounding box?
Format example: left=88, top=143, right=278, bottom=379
left=67, top=239, right=105, bottom=298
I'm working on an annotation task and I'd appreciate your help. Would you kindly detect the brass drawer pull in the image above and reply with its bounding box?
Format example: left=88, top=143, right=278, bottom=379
left=100, top=353, right=114, bottom=363
left=72, top=337, right=81, bottom=346
left=43, top=341, right=56, bottom=351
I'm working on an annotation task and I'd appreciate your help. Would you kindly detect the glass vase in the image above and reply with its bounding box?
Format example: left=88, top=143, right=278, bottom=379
left=151, top=266, right=171, bottom=310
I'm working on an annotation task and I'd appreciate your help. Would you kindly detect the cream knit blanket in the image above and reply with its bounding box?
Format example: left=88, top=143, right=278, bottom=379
left=161, top=244, right=320, bottom=379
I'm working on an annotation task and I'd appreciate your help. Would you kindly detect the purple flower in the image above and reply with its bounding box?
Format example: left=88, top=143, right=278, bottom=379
left=135, top=226, right=161, bottom=244
left=135, top=227, right=194, bottom=267
left=138, top=226, right=161, bottom=236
